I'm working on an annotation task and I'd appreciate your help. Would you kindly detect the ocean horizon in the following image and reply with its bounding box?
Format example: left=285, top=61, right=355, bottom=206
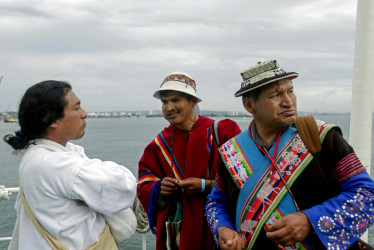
left=1, top=115, right=374, bottom=249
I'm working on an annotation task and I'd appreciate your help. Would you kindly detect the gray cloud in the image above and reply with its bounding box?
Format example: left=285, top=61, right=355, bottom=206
left=0, top=0, right=359, bottom=112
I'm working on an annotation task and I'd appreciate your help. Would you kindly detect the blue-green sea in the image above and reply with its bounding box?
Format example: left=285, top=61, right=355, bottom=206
left=1, top=115, right=373, bottom=249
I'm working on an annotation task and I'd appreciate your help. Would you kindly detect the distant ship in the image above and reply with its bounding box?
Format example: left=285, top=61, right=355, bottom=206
left=4, top=115, right=17, bottom=123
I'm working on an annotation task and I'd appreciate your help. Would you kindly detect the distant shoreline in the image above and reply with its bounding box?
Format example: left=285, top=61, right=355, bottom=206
left=84, top=111, right=351, bottom=119
left=0, top=111, right=352, bottom=120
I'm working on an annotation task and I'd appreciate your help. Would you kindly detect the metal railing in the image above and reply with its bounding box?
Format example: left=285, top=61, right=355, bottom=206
left=0, top=185, right=19, bottom=242
left=0, top=185, right=148, bottom=249
left=0, top=185, right=19, bottom=201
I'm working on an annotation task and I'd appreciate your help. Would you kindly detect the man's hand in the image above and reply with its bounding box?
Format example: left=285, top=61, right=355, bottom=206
left=178, top=177, right=207, bottom=196
left=218, top=226, right=246, bottom=250
left=266, top=212, right=311, bottom=247
left=160, top=177, right=179, bottom=196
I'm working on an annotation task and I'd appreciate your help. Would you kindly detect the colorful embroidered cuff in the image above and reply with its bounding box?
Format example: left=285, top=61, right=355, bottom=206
left=206, top=187, right=236, bottom=245
left=303, top=172, right=374, bottom=249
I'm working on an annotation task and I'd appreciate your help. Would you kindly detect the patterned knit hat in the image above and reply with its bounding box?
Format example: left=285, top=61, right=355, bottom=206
left=235, top=60, right=298, bottom=97
left=153, top=72, right=202, bottom=102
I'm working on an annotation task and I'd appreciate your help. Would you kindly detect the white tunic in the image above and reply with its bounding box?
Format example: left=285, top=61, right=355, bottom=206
left=8, top=139, right=137, bottom=250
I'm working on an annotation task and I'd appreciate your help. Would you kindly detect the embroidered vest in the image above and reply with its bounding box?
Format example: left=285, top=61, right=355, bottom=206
left=219, top=120, right=336, bottom=249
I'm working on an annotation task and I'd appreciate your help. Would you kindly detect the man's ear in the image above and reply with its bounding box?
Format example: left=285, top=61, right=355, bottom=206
left=243, top=97, right=255, bottom=115
left=49, top=122, right=58, bottom=128
left=44, top=116, right=58, bottom=128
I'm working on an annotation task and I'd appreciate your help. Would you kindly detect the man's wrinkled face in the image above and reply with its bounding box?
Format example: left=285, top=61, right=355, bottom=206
left=244, top=79, right=297, bottom=131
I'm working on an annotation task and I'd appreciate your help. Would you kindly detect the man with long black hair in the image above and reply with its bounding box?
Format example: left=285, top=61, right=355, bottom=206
left=4, top=80, right=137, bottom=250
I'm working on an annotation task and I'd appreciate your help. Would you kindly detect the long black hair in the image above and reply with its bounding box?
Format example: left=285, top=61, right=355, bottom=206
left=3, top=80, right=72, bottom=150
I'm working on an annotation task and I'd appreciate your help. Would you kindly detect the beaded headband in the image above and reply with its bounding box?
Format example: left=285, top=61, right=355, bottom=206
left=161, top=74, right=197, bottom=91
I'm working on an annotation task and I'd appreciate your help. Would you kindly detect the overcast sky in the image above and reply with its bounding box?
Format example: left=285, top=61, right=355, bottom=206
left=0, top=0, right=358, bottom=113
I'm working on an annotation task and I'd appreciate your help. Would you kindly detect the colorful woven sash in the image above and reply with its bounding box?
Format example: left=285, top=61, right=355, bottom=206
left=220, top=127, right=312, bottom=249
left=237, top=130, right=312, bottom=248
left=138, top=171, right=160, bottom=184
left=219, top=135, right=254, bottom=188
left=148, top=125, right=215, bottom=181
left=154, top=132, right=184, bottom=180
left=207, top=125, right=214, bottom=154
left=219, top=120, right=336, bottom=249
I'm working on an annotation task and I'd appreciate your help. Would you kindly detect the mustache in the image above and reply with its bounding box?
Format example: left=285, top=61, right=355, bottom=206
left=165, top=110, right=178, bottom=116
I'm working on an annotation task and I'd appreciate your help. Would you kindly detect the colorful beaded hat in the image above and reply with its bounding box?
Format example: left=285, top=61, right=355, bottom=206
left=235, top=60, right=298, bottom=97
left=153, top=72, right=202, bottom=102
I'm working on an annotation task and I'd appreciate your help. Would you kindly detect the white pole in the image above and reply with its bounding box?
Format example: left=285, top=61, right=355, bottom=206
left=6, top=188, right=19, bottom=193
left=0, top=237, right=12, bottom=241
left=142, top=234, right=146, bottom=250
left=349, top=0, right=374, bottom=243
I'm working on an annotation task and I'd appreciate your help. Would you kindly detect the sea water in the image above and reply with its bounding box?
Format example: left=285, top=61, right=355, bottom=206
left=0, top=115, right=373, bottom=249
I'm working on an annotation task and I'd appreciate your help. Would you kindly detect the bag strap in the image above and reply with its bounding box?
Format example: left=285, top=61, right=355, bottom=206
left=295, top=115, right=338, bottom=200
left=295, top=117, right=373, bottom=249
left=209, top=120, right=221, bottom=190
left=295, top=116, right=322, bottom=154
left=18, top=146, right=70, bottom=249
left=19, top=184, right=117, bottom=250
left=19, top=183, right=69, bottom=250
left=212, top=120, right=220, bottom=146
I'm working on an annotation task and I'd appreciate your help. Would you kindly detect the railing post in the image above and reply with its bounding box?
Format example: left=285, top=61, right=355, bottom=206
left=0, top=186, right=19, bottom=201
left=142, top=234, right=146, bottom=250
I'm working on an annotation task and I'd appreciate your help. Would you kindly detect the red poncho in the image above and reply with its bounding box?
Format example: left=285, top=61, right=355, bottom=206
left=137, top=116, right=241, bottom=250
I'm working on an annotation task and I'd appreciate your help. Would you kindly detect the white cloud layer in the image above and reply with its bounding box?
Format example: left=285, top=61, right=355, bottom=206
left=0, top=0, right=360, bottom=113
